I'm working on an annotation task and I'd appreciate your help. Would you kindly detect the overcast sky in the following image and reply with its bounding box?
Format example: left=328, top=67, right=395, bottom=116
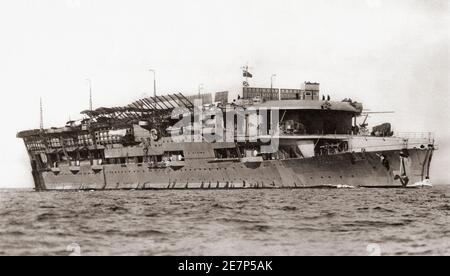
left=0, top=0, right=448, bottom=188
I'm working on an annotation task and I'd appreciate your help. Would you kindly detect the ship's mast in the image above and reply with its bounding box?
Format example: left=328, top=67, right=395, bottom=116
left=89, top=84, right=93, bottom=111
left=39, top=97, right=44, bottom=130
left=86, top=78, right=93, bottom=111
left=198, top=83, right=204, bottom=98
left=149, top=69, right=156, bottom=97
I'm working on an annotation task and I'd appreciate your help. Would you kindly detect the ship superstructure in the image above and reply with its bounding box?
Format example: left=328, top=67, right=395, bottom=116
left=17, top=76, right=435, bottom=191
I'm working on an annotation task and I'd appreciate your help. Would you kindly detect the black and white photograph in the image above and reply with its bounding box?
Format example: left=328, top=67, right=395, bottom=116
left=0, top=0, right=449, bottom=259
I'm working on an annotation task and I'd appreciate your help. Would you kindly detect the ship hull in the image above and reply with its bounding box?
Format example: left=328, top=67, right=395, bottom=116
left=31, top=148, right=434, bottom=191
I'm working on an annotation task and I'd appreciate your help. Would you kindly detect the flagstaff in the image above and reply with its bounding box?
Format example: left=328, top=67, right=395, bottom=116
left=149, top=69, right=157, bottom=97
left=86, top=78, right=93, bottom=111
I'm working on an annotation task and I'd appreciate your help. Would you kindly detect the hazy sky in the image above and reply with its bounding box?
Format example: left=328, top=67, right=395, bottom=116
left=0, top=0, right=448, bottom=188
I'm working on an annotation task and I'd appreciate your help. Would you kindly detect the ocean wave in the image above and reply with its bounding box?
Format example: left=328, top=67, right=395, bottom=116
left=281, top=206, right=297, bottom=211
left=211, top=203, right=234, bottom=209
left=344, top=220, right=414, bottom=228
left=36, top=213, right=57, bottom=221
left=373, top=207, right=396, bottom=213
left=216, top=217, right=264, bottom=224
left=124, top=229, right=167, bottom=237
left=241, top=224, right=271, bottom=232
left=108, top=205, right=128, bottom=212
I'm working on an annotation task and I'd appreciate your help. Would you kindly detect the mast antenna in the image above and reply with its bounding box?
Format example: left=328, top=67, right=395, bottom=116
left=87, top=79, right=93, bottom=111
left=39, top=97, right=44, bottom=130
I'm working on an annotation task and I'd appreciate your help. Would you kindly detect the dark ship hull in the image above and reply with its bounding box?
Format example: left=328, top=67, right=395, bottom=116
left=32, top=148, right=433, bottom=191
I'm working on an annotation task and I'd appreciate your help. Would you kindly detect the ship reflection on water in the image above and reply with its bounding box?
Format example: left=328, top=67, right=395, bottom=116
left=0, top=186, right=449, bottom=256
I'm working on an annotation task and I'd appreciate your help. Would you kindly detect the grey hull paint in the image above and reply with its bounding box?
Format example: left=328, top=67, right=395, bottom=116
left=34, top=148, right=433, bottom=191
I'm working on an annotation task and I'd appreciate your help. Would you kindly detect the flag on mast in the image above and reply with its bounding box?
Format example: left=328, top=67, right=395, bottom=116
left=242, top=64, right=253, bottom=87
left=243, top=69, right=253, bottom=78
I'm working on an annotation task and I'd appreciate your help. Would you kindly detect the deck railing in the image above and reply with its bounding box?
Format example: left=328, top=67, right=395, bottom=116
left=397, top=132, right=435, bottom=143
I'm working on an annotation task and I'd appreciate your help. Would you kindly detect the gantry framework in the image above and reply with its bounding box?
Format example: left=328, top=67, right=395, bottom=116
left=81, top=93, right=194, bottom=123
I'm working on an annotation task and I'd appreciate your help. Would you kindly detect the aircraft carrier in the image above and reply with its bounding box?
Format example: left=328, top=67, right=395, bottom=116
left=17, top=71, right=436, bottom=191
